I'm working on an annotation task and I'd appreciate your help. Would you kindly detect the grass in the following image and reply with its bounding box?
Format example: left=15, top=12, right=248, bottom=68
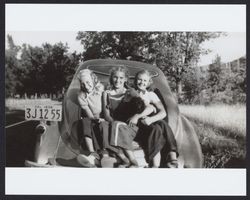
left=180, top=104, right=246, bottom=137
left=179, top=104, right=246, bottom=168
left=5, top=98, right=61, bottom=111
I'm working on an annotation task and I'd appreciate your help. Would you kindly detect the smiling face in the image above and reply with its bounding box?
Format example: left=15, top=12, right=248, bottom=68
left=135, top=73, right=151, bottom=92
left=111, top=71, right=127, bottom=90
left=80, top=75, right=94, bottom=93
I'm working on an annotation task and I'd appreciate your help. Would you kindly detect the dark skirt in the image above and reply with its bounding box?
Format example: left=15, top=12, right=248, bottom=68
left=109, top=121, right=138, bottom=150
left=135, top=119, right=178, bottom=163
left=99, top=121, right=122, bottom=154
left=81, top=118, right=136, bottom=154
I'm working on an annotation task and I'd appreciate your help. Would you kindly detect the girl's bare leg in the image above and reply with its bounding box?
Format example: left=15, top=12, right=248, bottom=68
left=152, top=152, right=161, bottom=168
left=84, top=137, right=95, bottom=152
left=168, top=151, right=177, bottom=160
left=124, top=150, right=138, bottom=167
left=117, top=151, right=130, bottom=165
left=77, top=137, right=101, bottom=167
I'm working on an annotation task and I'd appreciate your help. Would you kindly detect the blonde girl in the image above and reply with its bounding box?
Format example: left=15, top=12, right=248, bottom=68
left=76, top=69, right=105, bottom=167
left=101, top=66, right=140, bottom=167
left=131, top=70, right=179, bottom=168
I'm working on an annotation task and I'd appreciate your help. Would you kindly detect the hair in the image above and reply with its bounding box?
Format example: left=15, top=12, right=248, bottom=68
left=116, top=96, right=145, bottom=121
left=109, top=66, right=130, bottom=88
left=129, top=96, right=145, bottom=114
left=134, top=69, right=153, bottom=89
left=77, top=69, right=103, bottom=92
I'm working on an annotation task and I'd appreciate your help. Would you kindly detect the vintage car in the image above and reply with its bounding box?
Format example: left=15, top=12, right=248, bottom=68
left=25, top=59, right=203, bottom=168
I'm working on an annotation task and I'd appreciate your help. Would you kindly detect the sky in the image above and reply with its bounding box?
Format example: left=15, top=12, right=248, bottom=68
left=6, top=31, right=246, bottom=66
left=199, top=32, right=245, bottom=65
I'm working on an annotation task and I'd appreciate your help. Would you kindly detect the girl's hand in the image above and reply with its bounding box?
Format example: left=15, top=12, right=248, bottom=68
left=141, top=117, right=153, bottom=126
left=97, top=118, right=105, bottom=123
left=128, top=115, right=139, bottom=127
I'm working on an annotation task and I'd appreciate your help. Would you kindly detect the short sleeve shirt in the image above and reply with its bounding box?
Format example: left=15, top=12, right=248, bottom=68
left=139, top=91, right=161, bottom=106
left=78, top=84, right=104, bottom=118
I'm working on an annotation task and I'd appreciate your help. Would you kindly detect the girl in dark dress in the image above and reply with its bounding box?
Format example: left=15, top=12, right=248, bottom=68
left=129, top=70, right=179, bottom=168
left=101, top=66, right=141, bottom=167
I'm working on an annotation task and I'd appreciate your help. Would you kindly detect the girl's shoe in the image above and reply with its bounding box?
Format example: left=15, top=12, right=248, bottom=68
left=90, top=152, right=100, bottom=160
left=77, top=153, right=100, bottom=168
left=115, top=153, right=130, bottom=168
left=148, top=161, right=159, bottom=168
left=128, top=164, right=139, bottom=168
left=127, top=159, right=139, bottom=168
left=166, top=159, right=178, bottom=168
left=117, top=158, right=130, bottom=168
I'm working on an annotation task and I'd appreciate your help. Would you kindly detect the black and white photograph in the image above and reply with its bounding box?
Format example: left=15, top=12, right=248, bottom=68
left=4, top=4, right=247, bottom=196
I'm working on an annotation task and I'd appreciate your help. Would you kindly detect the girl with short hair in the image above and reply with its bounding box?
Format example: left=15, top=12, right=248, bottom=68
left=130, top=70, right=179, bottom=168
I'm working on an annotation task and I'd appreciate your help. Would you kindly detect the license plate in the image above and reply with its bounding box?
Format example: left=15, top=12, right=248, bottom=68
left=25, top=105, right=62, bottom=121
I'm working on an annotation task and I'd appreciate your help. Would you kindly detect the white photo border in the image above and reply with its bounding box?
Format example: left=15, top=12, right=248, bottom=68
left=5, top=4, right=247, bottom=196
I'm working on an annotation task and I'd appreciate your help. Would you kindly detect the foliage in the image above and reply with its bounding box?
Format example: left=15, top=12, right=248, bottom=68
left=152, top=32, right=220, bottom=94
left=180, top=67, right=206, bottom=104
left=5, top=37, right=81, bottom=97
left=203, top=55, right=246, bottom=104
left=5, top=35, right=22, bottom=97
left=76, top=31, right=221, bottom=100
left=180, top=53, right=246, bottom=105
left=207, top=55, right=223, bottom=93
left=76, top=31, right=155, bottom=62
left=230, top=60, right=246, bottom=103
left=6, top=32, right=245, bottom=106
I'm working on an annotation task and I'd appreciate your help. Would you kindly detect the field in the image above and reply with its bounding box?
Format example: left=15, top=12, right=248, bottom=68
left=5, top=98, right=61, bottom=111
left=179, top=104, right=246, bottom=168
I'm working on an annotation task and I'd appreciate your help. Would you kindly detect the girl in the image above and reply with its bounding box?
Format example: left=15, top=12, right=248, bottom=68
left=102, top=66, right=142, bottom=167
left=76, top=69, right=110, bottom=167
left=129, top=70, right=179, bottom=168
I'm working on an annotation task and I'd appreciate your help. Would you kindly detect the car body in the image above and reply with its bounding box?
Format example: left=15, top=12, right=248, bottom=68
left=25, top=59, right=203, bottom=168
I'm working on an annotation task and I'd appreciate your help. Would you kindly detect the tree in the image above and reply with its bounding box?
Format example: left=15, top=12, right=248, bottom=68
left=5, top=35, right=21, bottom=97
left=76, top=31, right=155, bottom=62
left=227, top=56, right=246, bottom=103
left=18, top=42, right=81, bottom=96
left=76, top=31, right=221, bottom=100
left=181, top=67, right=206, bottom=104
left=207, top=54, right=223, bottom=93
left=202, top=55, right=246, bottom=104
left=152, top=32, right=221, bottom=96
left=18, top=44, right=46, bottom=96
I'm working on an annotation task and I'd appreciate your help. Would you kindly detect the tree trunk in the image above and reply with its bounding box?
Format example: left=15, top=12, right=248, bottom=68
left=176, top=80, right=183, bottom=103
left=176, top=80, right=182, bottom=94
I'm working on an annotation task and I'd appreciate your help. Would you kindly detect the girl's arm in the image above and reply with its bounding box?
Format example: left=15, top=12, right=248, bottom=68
left=83, top=107, right=95, bottom=119
left=102, top=91, right=114, bottom=122
left=142, top=101, right=166, bottom=126
left=78, top=94, right=95, bottom=119
left=128, top=104, right=155, bottom=126
left=136, top=104, right=156, bottom=118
